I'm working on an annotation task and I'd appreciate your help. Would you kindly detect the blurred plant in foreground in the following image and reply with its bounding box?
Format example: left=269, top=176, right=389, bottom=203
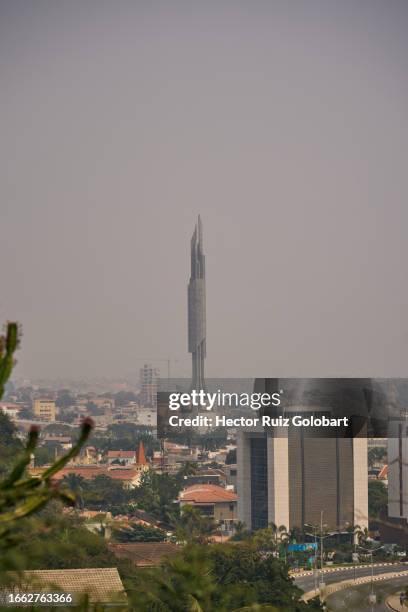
left=0, top=322, right=93, bottom=548
left=0, top=419, right=93, bottom=544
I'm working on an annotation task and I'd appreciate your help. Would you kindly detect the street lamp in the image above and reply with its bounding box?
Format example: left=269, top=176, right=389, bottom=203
left=304, top=523, right=319, bottom=593
left=305, top=511, right=331, bottom=599
left=357, top=544, right=384, bottom=608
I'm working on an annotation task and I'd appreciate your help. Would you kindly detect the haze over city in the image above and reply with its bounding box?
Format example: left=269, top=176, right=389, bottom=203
left=1, top=0, right=408, bottom=381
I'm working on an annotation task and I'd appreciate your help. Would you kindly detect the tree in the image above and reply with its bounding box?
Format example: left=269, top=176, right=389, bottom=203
left=230, top=521, right=251, bottom=542
left=0, top=411, right=22, bottom=473
left=0, top=420, right=93, bottom=551
left=0, top=322, right=89, bottom=548
left=104, top=423, right=160, bottom=456
left=61, top=474, right=86, bottom=509
left=131, top=543, right=322, bottom=611
left=33, top=444, right=56, bottom=467
left=174, top=505, right=217, bottom=545
left=253, top=523, right=289, bottom=554
left=113, top=391, right=138, bottom=407
left=113, top=522, right=166, bottom=543
left=368, top=480, right=388, bottom=519
left=86, top=401, right=105, bottom=416
left=44, top=423, right=75, bottom=436
left=131, top=469, right=181, bottom=525
left=80, top=474, right=130, bottom=511
left=17, top=407, right=35, bottom=420
left=368, top=447, right=387, bottom=468
left=175, top=462, right=198, bottom=483
left=132, top=544, right=218, bottom=611
left=288, top=526, right=305, bottom=544
left=55, top=389, right=75, bottom=409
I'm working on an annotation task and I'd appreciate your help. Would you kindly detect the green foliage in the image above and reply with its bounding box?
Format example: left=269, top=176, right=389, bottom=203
left=174, top=505, right=217, bottom=545
left=368, top=446, right=387, bottom=468
left=132, top=544, right=216, bottom=611
left=14, top=506, right=117, bottom=570
left=44, top=423, right=75, bottom=436
left=113, top=522, right=166, bottom=543
left=368, top=479, right=388, bottom=519
left=93, top=423, right=160, bottom=456
left=0, top=322, right=19, bottom=400
left=80, top=475, right=131, bottom=511
left=130, top=543, right=322, bottom=611
left=252, top=524, right=289, bottom=553
left=55, top=390, right=76, bottom=409
left=0, top=412, right=23, bottom=474
left=0, top=419, right=93, bottom=548
left=230, top=521, right=252, bottom=542
left=86, top=401, right=105, bottom=416
left=60, top=474, right=86, bottom=509
left=33, top=444, right=58, bottom=467
left=131, top=469, right=181, bottom=525
left=112, top=391, right=138, bottom=407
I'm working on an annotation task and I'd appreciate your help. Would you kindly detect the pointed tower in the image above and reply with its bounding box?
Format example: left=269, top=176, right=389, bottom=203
left=136, top=440, right=148, bottom=465
left=188, top=215, right=206, bottom=390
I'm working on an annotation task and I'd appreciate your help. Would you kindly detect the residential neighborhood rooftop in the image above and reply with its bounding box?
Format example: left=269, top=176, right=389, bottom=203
left=179, top=484, right=237, bottom=504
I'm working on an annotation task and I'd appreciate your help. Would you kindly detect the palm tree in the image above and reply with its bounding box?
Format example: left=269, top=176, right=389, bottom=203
left=173, top=505, right=217, bottom=545
left=231, top=520, right=251, bottom=541
left=288, top=525, right=304, bottom=544
left=61, top=473, right=85, bottom=509
left=353, top=524, right=369, bottom=546
left=253, top=523, right=289, bottom=557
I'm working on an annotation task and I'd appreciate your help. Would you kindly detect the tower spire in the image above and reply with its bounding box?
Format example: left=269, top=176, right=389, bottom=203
left=188, top=216, right=206, bottom=390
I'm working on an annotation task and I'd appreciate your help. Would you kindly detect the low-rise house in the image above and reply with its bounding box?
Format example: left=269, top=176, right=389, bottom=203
left=30, top=465, right=141, bottom=488
left=0, top=402, right=20, bottom=420
left=178, top=484, right=237, bottom=533
left=5, top=568, right=126, bottom=606
left=183, top=467, right=226, bottom=488
left=30, top=442, right=149, bottom=488
left=42, top=435, right=72, bottom=451
left=107, top=450, right=137, bottom=466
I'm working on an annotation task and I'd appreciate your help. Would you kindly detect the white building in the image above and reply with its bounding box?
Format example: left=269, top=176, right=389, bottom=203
left=135, top=406, right=156, bottom=427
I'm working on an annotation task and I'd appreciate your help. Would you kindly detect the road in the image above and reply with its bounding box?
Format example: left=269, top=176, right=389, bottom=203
left=293, top=564, right=408, bottom=611
left=324, top=575, right=408, bottom=610
left=293, top=563, right=408, bottom=593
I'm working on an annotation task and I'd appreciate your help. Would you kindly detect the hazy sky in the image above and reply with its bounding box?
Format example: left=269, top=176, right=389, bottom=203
left=1, top=0, right=408, bottom=381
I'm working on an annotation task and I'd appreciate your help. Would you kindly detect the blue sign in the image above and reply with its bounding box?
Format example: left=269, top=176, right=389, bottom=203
left=288, top=543, right=318, bottom=552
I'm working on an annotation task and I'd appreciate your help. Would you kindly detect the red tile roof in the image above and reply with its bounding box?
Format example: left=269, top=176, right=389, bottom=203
left=107, top=468, right=141, bottom=481
left=179, top=484, right=237, bottom=504
left=109, top=543, right=179, bottom=567
left=378, top=464, right=388, bottom=479
left=107, top=450, right=136, bottom=459
left=30, top=465, right=141, bottom=482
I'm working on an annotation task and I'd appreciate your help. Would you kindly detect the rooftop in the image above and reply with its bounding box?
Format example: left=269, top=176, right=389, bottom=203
left=30, top=465, right=141, bottom=482
left=378, top=464, right=388, bottom=479
left=107, top=450, right=136, bottom=458
left=109, top=542, right=179, bottom=567
left=10, top=568, right=126, bottom=603
left=179, top=484, right=237, bottom=504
